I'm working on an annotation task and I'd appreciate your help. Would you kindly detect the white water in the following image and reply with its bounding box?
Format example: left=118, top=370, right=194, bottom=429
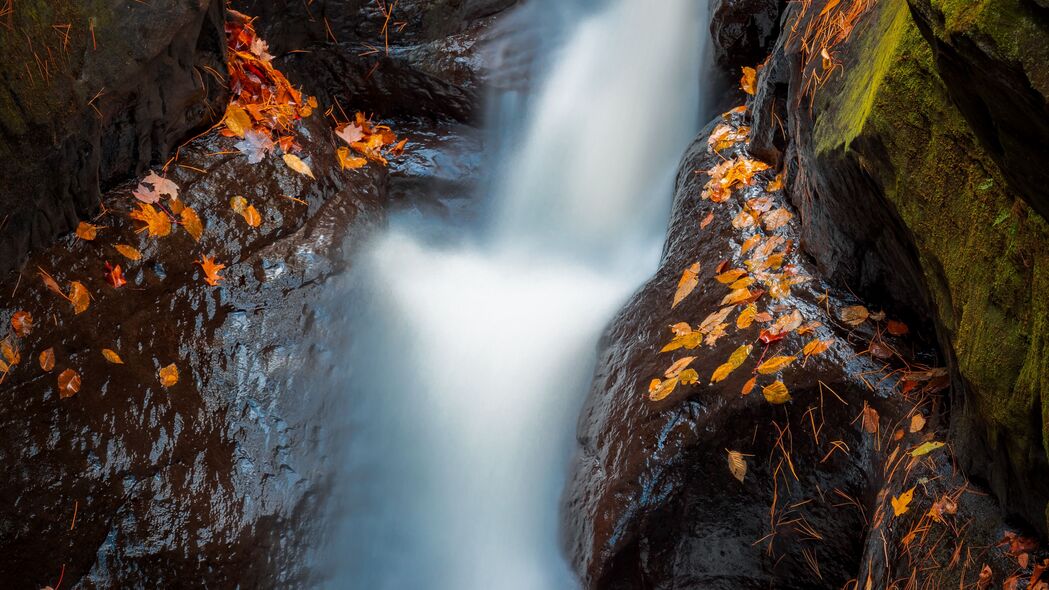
left=333, top=0, right=703, bottom=587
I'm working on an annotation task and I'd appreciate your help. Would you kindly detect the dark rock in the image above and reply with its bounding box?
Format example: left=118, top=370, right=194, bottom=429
left=710, top=0, right=786, bottom=71
left=0, top=0, right=229, bottom=275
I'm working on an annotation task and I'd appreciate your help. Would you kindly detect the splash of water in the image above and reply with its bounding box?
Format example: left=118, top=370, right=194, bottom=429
left=334, top=0, right=704, bottom=587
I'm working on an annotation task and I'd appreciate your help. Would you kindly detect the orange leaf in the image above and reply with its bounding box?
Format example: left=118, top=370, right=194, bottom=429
left=767, top=172, right=784, bottom=192
left=891, top=487, right=915, bottom=517
left=283, top=153, right=315, bottom=179
left=700, top=211, right=714, bottom=229
left=721, top=288, right=752, bottom=306
left=715, top=268, right=747, bottom=284
left=39, top=348, right=55, bottom=372
left=840, top=305, right=869, bottom=326
left=887, top=320, right=909, bottom=336
left=802, top=338, right=832, bottom=357
left=75, top=222, right=98, bottom=241
left=862, top=403, right=879, bottom=433
left=159, top=363, right=179, bottom=388
left=736, top=304, right=757, bottom=329
left=763, top=208, right=793, bottom=231
left=180, top=207, right=204, bottom=242
left=130, top=203, right=172, bottom=238
left=114, top=244, right=142, bottom=261
left=757, top=355, right=796, bottom=374
left=224, top=104, right=253, bottom=138
left=672, top=262, right=701, bottom=308
left=1, top=339, right=20, bottom=366
left=741, top=235, right=762, bottom=254
left=58, top=368, right=81, bottom=398
left=197, top=255, right=225, bottom=287
left=337, top=146, right=368, bottom=170
left=742, top=376, right=757, bottom=396
left=106, top=264, right=127, bottom=289
left=68, top=281, right=90, bottom=314
left=740, top=66, right=757, bottom=95
left=910, top=414, right=926, bottom=433
left=11, top=311, right=32, bottom=337
left=39, top=268, right=66, bottom=299
left=664, top=356, right=696, bottom=379
left=101, top=349, right=124, bottom=364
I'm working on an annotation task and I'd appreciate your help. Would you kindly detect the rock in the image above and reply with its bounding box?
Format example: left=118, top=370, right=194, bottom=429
left=0, top=0, right=229, bottom=275
left=749, top=0, right=1049, bottom=538
left=0, top=112, right=384, bottom=587
left=710, top=0, right=786, bottom=71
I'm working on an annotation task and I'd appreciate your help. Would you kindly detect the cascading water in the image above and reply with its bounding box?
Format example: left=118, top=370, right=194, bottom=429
left=332, top=0, right=704, bottom=587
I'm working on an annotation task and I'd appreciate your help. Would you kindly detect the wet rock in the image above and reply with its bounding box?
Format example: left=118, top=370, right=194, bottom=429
left=0, top=0, right=229, bottom=275
left=0, top=113, right=384, bottom=587
left=710, top=0, right=786, bottom=71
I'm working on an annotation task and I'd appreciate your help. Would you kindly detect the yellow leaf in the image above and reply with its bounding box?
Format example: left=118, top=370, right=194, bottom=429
left=699, top=307, right=734, bottom=334
left=762, top=381, right=791, bottom=404
left=803, top=339, right=832, bottom=357
left=159, top=363, right=179, bottom=388
left=115, top=244, right=142, bottom=261
left=649, top=376, right=679, bottom=401
left=101, top=349, right=124, bottom=364
left=721, top=288, right=752, bottom=306
left=767, top=172, right=784, bottom=192
left=664, top=356, right=696, bottom=378
left=741, top=235, right=762, bottom=254
left=910, top=441, right=945, bottom=457
left=711, top=363, right=734, bottom=383
left=757, top=355, right=795, bottom=374
left=910, top=414, right=926, bottom=433
left=58, top=368, right=81, bottom=398
left=75, top=222, right=98, bottom=241
left=737, top=304, right=757, bottom=329
left=283, top=153, right=315, bottom=179
left=38, top=348, right=55, bottom=372
left=224, top=104, right=252, bottom=138
left=230, top=195, right=248, bottom=215
left=678, top=368, right=699, bottom=385
left=337, top=146, right=368, bottom=170
left=714, top=345, right=753, bottom=380
left=130, top=203, right=172, bottom=238
left=660, top=331, right=704, bottom=353
left=68, top=281, right=90, bottom=314
left=727, top=450, right=747, bottom=482
left=715, top=269, right=747, bottom=284
left=180, top=207, right=204, bottom=242
left=672, top=262, right=701, bottom=309
left=840, top=305, right=870, bottom=326
left=891, top=487, right=915, bottom=517
left=729, top=276, right=755, bottom=290
left=740, top=66, right=757, bottom=95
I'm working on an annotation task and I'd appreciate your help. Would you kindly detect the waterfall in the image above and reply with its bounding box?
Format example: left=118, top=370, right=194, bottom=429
left=331, top=0, right=704, bottom=587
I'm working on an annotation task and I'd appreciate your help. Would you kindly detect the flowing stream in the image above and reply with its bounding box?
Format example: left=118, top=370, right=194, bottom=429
left=332, top=0, right=704, bottom=587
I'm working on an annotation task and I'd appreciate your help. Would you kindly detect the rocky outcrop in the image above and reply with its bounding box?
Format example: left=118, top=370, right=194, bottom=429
left=709, top=0, right=785, bottom=70
left=0, top=0, right=229, bottom=274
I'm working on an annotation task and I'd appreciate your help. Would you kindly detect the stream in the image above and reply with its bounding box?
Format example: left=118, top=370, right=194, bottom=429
left=332, top=0, right=704, bottom=587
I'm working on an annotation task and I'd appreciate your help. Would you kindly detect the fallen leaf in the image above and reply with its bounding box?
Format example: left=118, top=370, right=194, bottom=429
left=1, top=339, right=19, bottom=365
left=75, top=222, right=98, bottom=241
left=727, top=450, right=747, bottom=482
left=678, top=369, right=699, bottom=385
left=114, top=244, right=142, bottom=261
left=665, top=356, right=696, bottom=379
left=224, top=104, right=253, bottom=138
left=58, top=368, right=81, bottom=398
left=737, top=304, right=758, bottom=329
left=142, top=171, right=179, bottom=199
left=336, top=122, right=365, bottom=145
left=283, top=153, right=315, bottom=179
left=649, top=376, right=679, bottom=401
left=39, top=268, right=65, bottom=299
left=159, top=363, right=179, bottom=388
left=910, top=441, right=945, bottom=457
left=891, top=487, right=915, bottom=516
left=721, top=288, right=752, bottom=306
left=11, top=311, right=32, bottom=337
left=68, top=281, right=90, bottom=314
left=39, top=348, right=55, bottom=372
left=887, top=320, right=909, bottom=336
left=101, top=349, right=124, bottom=364
left=181, top=207, right=204, bottom=241
left=337, top=146, right=368, bottom=170
left=700, top=211, right=714, bottom=229
left=715, top=269, right=747, bottom=284
left=742, top=376, right=757, bottom=396
left=976, top=565, right=992, bottom=590
left=133, top=185, right=160, bottom=204
left=802, top=339, right=832, bottom=357
left=861, top=403, right=879, bottom=433
left=757, top=355, right=796, bottom=374
left=741, top=235, right=762, bottom=254
left=130, top=203, right=172, bottom=238
left=770, top=309, right=803, bottom=335
left=236, top=130, right=276, bottom=164
left=840, top=305, right=869, bottom=326
left=762, top=381, right=791, bottom=404
left=672, top=262, right=701, bottom=308
left=767, top=173, right=784, bottom=192
left=740, top=66, right=757, bottom=95
left=699, top=307, right=734, bottom=334
left=106, top=263, right=127, bottom=289
left=711, top=344, right=753, bottom=383
left=763, top=208, right=793, bottom=231
left=197, top=255, right=225, bottom=287
left=909, top=414, right=926, bottom=433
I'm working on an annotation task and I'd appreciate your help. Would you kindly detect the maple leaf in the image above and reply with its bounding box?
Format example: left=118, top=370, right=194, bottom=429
left=740, top=66, right=757, bottom=95
left=11, top=311, right=32, bottom=337
left=672, top=262, right=701, bottom=308
left=39, top=348, right=55, bottom=372
left=236, top=130, right=276, bottom=164
left=337, top=146, right=368, bottom=170
left=114, top=244, right=142, bottom=261
left=336, top=122, right=366, bottom=146
left=130, top=203, right=172, bottom=238
left=159, top=363, right=179, bottom=388
left=57, top=368, right=81, bottom=398
left=142, top=171, right=179, bottom=200
left=197, top=255, right=225, bottom=286
left=283, top=153, right=315, bottom=179
left=727, top=450, right=747, bottom=482
left=181, top=207, right=204, bottom=241
left=133, top=184, right=160, bottom=204
left=762, top=381, right=791, bottom=404
left=250, top=36, right=274, bottom=61
left=102, top=349, right=124, bottom=364
left=76, top=222, right=98, bottom=241
left=891, top=487, right=915, bottom=516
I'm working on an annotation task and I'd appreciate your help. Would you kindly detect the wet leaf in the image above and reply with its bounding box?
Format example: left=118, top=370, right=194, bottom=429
left=180, top=207, right=204, bottom=241
left=39, top=268, right=65, bottom=299
left=840, top=305, right=869, bottom=326
left=236, top=130, right=276, bottom=164
left=672, top=262, right=701, bottom=309
left=197, top=255, right=225, bottom=287
left=142, top=171, right=179, bottom=200
left=699, top=307, right=734, bottom=334
left=704, top=323, right=729, bottom=346
left=133, top=185, right=160, bottom=204
left=861, top=404, right=879, bottom=433
left=106, top=264, right=127, bottom=289
left=802, top=339, right=832, bottom=357
left=159, top=363, right=179, bottom=388
left=742, top=376, right=757, bottom=396
left=660, top=331, right=703, bottom=353
left=741, top=235, right=762, bottom=254
left=740, top=66, right=757, bottom=95
left=337, top=146, right=368, bottom=170
left=68, top=281, right=90, bottom=314
left=114, top=244, right=142, bottom=261
left=283, top=153, right=315, bottom=179
left=336, top=122, right=366, bottom=146
left=757, top=355, right=796, bottom=374
left=664, top=356, right=696, bottom=378
left=678, top=369, right=699, bottom=385
left=910, top=414, right=926, bottom=433
left=910, top=441, right=945, bottom=457
left=648, top=376, right=679, bottom=401
left=762, top=381, right=791, bottom=404
left=737, top=304, right=758, bottom=329
left=58, top=368, right=81, bottom=398
left=1, top=339, right=20, bottom=366
left=977, top=565, right=992, bottom=590
left=11, top=311, right=32, bottom=337
left=721, top=288, right=752, bottom=306
left=763, top=208, right=793, bottom=231
left=887, top=320, right=909, bottom=336
left=727, top=450, right=747, bottom=482
left=769, top=309, right=803, bottom=335
left=699, top=211, right=714, bottom=229
left=130, top=203, right=172, bottom=238
left=715, top=269, right=747, bottom=284
left=101, top=349, right=124, bottom=364
left=224, top=104, right=253, bottom=138
left=891, top=487, right=915, bottom=516
left=767, top=173, right=784, bottom=192
left=75, top=222, right=98, bottom=241
left=711, top=344, right=752, bottom=383
left=39, top=348, right=55, bottom=372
